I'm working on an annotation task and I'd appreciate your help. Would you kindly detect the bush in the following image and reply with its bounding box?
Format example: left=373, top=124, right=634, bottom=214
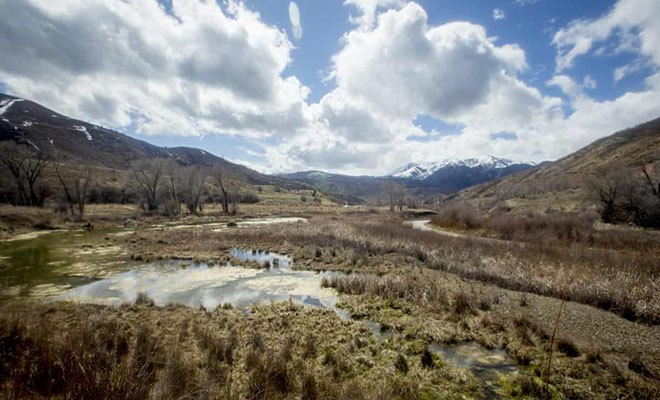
left=238, top=192, right=260, bottom=204
left=394, top=353, right=409, bottom=373
left=432, top=204, right=484, bottom=230
left=556, top=338, right=580, bottom=357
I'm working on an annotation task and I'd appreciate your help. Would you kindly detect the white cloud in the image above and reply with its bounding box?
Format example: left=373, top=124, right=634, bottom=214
left=582, top=75, right=597, bottom=89
left=262, top=3, right=564, bottom=174
left=0, top=0, right=311, bottom=138
left=493, top=9, right=506, bottom=20
left=1, top=0, right=659, bottom=176
left=552, top=0, right=660, bottom=72
left=515, top=0, right=540, bottom=6
left=264, top=0, right=660, bottom=175
left=344, top=0, right=406, bottom=27
left=614, top=58, right=651, bottom=82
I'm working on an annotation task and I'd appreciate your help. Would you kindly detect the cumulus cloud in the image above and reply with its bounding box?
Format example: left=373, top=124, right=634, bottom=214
left=263, top=0, right=660, bottom=174
left=552, top=0, right=660, bottom=72
left=1, top=0, right=659, bottom=176
left=493, top=9, right=506, bottom=20
left=546, top=74, right=596, bottom=97
left=344, top=0, right=406, bottom=27
left=261, top=3, right=564, bottom=173
left=0, top=0, right=311, bottom=138
left=331, top=4, right=530, bottom=121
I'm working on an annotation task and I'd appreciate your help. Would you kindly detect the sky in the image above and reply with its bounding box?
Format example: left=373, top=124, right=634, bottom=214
left=0, top=0, right=659, bottom=175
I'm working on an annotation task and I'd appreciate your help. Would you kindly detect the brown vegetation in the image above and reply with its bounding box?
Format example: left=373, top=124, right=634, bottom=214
left=0, top=300, right=479, bottom=399
left=126, top=214, right=660, bottom=324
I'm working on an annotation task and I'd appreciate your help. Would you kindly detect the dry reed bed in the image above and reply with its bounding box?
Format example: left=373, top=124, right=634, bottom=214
left=0, top=301, right=478, bottom=400
left=127, top=215, right=660, bottom=324
left=320, top=271, right=660, bottom=399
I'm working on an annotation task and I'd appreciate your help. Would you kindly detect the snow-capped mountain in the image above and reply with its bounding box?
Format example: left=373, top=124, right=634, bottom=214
left=389, top=156, right=533, bottom=181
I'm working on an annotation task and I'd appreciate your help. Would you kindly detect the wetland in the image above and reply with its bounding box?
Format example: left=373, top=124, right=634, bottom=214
left=1, top=210, right=659, bottom=399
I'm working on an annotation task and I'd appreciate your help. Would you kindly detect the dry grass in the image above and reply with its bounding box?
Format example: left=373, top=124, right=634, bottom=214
left=129, top=214, right=660, bottom=324
left=0, top=300, right=480, bottom=399
left=3, top=209, right=660, bottom=398
left=321, top=269, right=660, bottom=399
left=0, top=205, right=57, bottom=233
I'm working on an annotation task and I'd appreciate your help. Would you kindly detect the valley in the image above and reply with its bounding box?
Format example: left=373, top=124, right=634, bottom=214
left=2, top=0, right=660, bottom=398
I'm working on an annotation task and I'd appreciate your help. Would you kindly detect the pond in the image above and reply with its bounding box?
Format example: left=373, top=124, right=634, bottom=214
left=429, top=342, right=519, bottom=399
left=55, top=250, right=343, bottom=310
left=0, top=228, right=132, bottom=299
left=0, top=217, right=308, bottom=299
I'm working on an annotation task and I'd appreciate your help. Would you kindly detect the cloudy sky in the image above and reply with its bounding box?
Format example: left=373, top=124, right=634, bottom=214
left=1, top=0, right=659, bottom=175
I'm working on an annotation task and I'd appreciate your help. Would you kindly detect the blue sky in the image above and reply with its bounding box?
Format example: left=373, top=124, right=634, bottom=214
left=1, top=0, right=659, bottom=175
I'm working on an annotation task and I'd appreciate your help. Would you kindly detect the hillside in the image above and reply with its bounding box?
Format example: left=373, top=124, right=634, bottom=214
left=452, top=117, right=660, bottom=212
left=0, top=94, right=305, bottom=190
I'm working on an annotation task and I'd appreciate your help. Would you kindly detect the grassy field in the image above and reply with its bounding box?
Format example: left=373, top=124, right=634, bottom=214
left=1, top=205, right=659, bottom=399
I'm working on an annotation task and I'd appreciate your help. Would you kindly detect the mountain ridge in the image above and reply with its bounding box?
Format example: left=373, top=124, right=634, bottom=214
left=388, top=156, right=538, bottom=180
left=0, top=93, right=306, bottom=190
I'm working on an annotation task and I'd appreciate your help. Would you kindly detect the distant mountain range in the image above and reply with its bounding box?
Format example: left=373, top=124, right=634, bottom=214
left=390, top=156, right=532, bottom=179
left=280, top=157, right=540, bottom=203
left=387, top=156, right=540, bottom=191
left=0, top=93, right=554, bottom=204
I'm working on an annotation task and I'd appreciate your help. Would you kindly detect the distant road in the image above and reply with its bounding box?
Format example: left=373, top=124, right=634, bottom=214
left=404, top=220, right=525, bottom=247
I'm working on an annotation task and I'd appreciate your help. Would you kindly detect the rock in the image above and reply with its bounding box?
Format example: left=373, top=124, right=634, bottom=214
left=123, top=219, right=138, bottom=228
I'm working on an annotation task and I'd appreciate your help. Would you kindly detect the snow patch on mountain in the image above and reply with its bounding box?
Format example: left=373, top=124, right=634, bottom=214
left=389, top=156, right=533, bottom=180
left=72, top=125, right=93, bottom=141
left=0, top=98, right=23, bottom=116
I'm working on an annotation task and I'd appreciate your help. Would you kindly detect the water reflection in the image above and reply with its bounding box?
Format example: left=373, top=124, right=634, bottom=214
left=429, top=342, right=519, bottom=398
left=57, top=250, right=340, bottom=310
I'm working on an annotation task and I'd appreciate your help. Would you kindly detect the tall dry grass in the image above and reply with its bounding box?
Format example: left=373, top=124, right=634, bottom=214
left=164, top=215, right=659, bottom=324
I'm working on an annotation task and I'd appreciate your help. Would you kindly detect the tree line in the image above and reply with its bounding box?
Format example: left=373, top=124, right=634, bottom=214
left=0, top=142, right=258, bottom=219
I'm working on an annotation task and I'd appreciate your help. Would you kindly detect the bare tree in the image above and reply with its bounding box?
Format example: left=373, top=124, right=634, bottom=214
left=641, top=162, right=660, bottom=199
left=381, top=180, right=405, bottom=212
left=161, top=161, right=181, bottom=217
left=181, top=166, right=207, bottom=215
left=131, top=160, right=165, bottom=214
left=212, top=168, right=235, bottom=214
left=0, top=142, right=50, bottom=206
left=587, top=171, right=625, bottom=223
left=53, top=159, right=93, bottom=219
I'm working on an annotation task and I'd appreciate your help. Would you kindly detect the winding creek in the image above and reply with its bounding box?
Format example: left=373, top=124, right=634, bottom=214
left=1, top=219, right=520, bottom=398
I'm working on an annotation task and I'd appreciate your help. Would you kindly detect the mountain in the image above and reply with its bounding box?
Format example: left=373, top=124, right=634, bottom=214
left=390, top=156, right=519, bottom=179
left=388, top=156, right=538, bottom=192
left=281, top=157, right=538, bottom=204
left=278, top=171, right=379, bottom=204
left=0, top=93, right=305, bottom=190
left=452, top=117, right=660, bottom=212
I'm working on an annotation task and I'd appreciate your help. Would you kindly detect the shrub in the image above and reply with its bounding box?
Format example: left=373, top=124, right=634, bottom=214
left=394, top=353, right=409, bottom=373
left=135, top=292, right=155, bottom=307
left=628, top=357, right=654, bottom=378
left=432, top=204, right=484, bottom=230
left=421, top=349, right=434, bottom=369
left=452, top=292, right=474, bottom=315
left=556, top=338, right=580, bottom=357
left=301, top=372, right=318, bottom=400
left=239, top=192, right=260, bottom=204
